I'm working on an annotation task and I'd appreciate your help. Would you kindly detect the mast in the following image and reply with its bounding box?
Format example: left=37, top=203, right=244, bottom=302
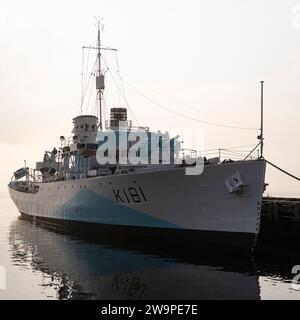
left=259, top=80, right=264, bottom=158
left=82, top=21, right=117, bottom=127
left=96, top=19, right=105, bottom=130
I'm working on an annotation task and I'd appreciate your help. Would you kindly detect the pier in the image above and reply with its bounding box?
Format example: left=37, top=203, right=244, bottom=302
left=262, top=196, right=300, bottom=221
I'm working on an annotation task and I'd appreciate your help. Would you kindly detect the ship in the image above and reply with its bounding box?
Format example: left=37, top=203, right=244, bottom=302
left=8, top=22, right=266, bottom=252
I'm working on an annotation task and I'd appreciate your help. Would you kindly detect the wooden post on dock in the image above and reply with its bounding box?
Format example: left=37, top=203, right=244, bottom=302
left=262, top=197, right=300, bottom=222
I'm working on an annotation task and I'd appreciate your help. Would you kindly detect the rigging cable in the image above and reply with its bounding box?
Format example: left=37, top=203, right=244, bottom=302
left=112, top=54, right=140, bottom=126
left=134, top=83, right=257, bottom=128
left=85, top=70, right=96, bottom=114
left=117, top=75, right=259, bottom=131
left=81, top=47, right=84, bottom=113
left=114, top=51, right=140, bottom=126
left=77, top=58, right=98, bottom=115
left=101, top=56, right=141, bottom=126
left=83, top=47, right=91, bottom=93
left=80, top=47, right=91, bottom=113
left=204, top=144, right=257, bottom=152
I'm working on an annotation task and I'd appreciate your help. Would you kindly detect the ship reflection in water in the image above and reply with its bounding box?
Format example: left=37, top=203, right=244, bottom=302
left=7, top=216, right=300, bottom=300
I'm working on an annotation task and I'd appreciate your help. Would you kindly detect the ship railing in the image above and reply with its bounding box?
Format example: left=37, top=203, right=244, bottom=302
left=203, top=145, right=259, bottom=163
left=129, top=126, right=150, bottom=132
left=179, top=149, right=199, bottom=160
left=104, top=120, right=149, bottom=132
left=178, top=145, right=259, bottom=165
left=177, top=149, right=202, bottom=165
left=9, top=180, right=39, bottom=193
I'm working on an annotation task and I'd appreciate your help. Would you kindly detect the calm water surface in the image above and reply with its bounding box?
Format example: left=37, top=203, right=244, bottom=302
left=0, top=196, right=300, bottom=300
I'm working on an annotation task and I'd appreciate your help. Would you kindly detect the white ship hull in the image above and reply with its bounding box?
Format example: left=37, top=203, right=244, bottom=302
left=8, top=160, right=266, bottom=251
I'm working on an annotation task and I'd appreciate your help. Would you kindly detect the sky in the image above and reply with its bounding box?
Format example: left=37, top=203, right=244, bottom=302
left=0, top=0, right=300, bottom=197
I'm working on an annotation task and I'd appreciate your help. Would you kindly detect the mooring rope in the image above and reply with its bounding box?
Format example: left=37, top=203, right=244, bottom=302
left=265, top=159, right=300, bottom=181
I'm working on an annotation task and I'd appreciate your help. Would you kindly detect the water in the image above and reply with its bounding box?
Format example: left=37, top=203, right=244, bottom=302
left=0, top=197, right=300, bottom=300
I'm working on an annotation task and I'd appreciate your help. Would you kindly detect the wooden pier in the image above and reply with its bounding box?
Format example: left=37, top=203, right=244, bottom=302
left=262, top=196, right=300, bottom=222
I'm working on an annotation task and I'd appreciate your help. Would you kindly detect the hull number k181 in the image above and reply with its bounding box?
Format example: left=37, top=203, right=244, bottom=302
left=113, top=186, right=147, bottom=203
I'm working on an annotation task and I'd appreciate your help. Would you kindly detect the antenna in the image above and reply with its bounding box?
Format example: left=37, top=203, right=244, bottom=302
left=259, top=80, right=264, bottom=158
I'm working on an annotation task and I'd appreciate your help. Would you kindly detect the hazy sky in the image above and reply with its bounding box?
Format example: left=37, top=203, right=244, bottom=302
left=0, top=0, right=300, bottom=196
